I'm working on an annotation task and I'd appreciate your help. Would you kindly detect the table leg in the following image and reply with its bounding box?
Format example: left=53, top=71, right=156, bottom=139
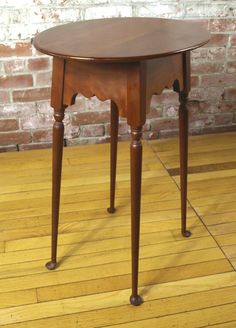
left=179, top=91, right=191, bottom=238
left=129, top=126, right=143, bottom=306
left=46, top=109, right=65, bottom=270
left=107, top=101, right=118, bottom=214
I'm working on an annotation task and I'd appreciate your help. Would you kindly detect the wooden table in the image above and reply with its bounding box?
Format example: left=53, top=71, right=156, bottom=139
left=33, top=17, right=209, bottom=306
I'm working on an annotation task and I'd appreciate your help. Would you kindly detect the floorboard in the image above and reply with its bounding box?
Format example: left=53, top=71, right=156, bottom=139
left=0, top=133, right=235, bottom=327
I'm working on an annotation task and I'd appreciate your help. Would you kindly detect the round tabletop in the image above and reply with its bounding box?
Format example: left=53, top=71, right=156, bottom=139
left=33, top=17, right=210, bottom=63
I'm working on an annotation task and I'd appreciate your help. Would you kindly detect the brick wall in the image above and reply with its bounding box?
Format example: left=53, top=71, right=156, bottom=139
left=0, top=0, right=236, bottom=151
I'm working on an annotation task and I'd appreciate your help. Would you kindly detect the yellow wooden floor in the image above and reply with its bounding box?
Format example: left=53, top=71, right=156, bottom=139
left=0, top=132, right=235, bottom=327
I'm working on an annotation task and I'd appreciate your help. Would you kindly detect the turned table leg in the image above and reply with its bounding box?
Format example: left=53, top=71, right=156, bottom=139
left=46, top=109, right=65, bottom=270
left=107, top=101, right=119, bottom=214
left=129, top=126, right=143, bottom=306
left=179, top=91, right=191, bottom=238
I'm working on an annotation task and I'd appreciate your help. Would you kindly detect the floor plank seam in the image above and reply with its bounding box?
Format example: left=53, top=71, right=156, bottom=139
left=94, top=298, right=236, bottom=328
left=181, top=201, right=236, bottom=272
left=148, top=142, right=236, bottom=272
left=0, top=136, right=235, bottom=327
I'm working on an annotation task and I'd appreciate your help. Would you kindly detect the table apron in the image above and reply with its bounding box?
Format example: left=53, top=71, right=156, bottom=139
left=50, top=52, right=190, bottom=126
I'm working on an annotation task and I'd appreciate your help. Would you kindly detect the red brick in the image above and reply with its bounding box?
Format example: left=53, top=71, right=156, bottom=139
left=158, top=129, right=179, bottom=139
left=228, top=47, right=236, bottom=60
left=0, top=145, right=17, bottom=152
left=72, top=111, right=110, bottom=125
left=191, top=62, right=224, bottom=74
left=227, top=61, right=236, bottom=73
left=162, top=105, right=178, bottom=118
left=0, top=43, right=32, bottom=57
left=191, top=128, right=208, bottom=136
left=0, top=131, right=31, bottom=146
left=67, top=97, right=86, bottom=112
left=105, top=121, right=129, bottom=136
left=13, top=87, right=51, bottom=102
left=0, top=119, right=18, bottom=131
left=0, top=75, right=33, bottom=89
left=230, top=35, right=236, bottom=46
left=86, top=97, right=110, bottom=111
left=118, top=134, right=130, bottom=142
left=66, top=136, right=109, bottom=146
left=28, top=58, right=50, bottom=71
left=35, top=71, right=52, bottom=86
left=105, top=120, right=150, bottom=137
left=217, top=102, right=235, bottom=113
left=65, top=125, right=80, bottom=139
left=188, top=101, right=221, bottom=115
left=201, top=74, right=236, bottom=87
left=215, top=113, right=233, bottom=125
left=190, top=113, right=215, bottom=128
left=21, top=114, right=53, bottom=130
left=36, top=101, right=52, bottom=114
left=4, top=59, right=26, bottom=74
left=68, top=96, right=110, bottom=113
left=80, top=124, right=105, bottom=137
left=209, top=19, right=236, bottom=32
left=205, top=34, right=229, bottom=47
left=207, top=47, right=225, bottom=61
left=152, top=92, right=179, bottom=106
left=0, top=91, right=10, bottom=103
left=202, top=125, right=236, bottom=134
left=190, top=87, right=224, bottom=101
left=0, top=103, right=37, bottom=118
left=151, top=118, right=178, bottom=132
left=19, top=142, right=52, bottom=151
left=32, top=129, right=52, bottom=142
left=191, top=76, right=199, bottom=88
left=190, top=101, right=236, bottom=115
left=191, top=48, right=208, bottom=60
left=187, top=101, right=201, bottom=115
left=223, top=88, right=236, bottom=101
left=147, top=107, right=162, bottom=118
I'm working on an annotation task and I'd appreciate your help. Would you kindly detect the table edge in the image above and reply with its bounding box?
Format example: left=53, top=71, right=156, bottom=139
left=33, top=38, right=210, bottom=63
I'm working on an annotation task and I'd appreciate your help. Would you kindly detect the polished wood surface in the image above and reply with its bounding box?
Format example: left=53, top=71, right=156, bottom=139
left=33, top=18, right=210, bottom=305
left=33, top=17, right=209, bottom=62
left=130, top=127, right=143, bottom=306
left=107, top=101, right=118, bottom=214
left=0, top=134, right=235, bottom=326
